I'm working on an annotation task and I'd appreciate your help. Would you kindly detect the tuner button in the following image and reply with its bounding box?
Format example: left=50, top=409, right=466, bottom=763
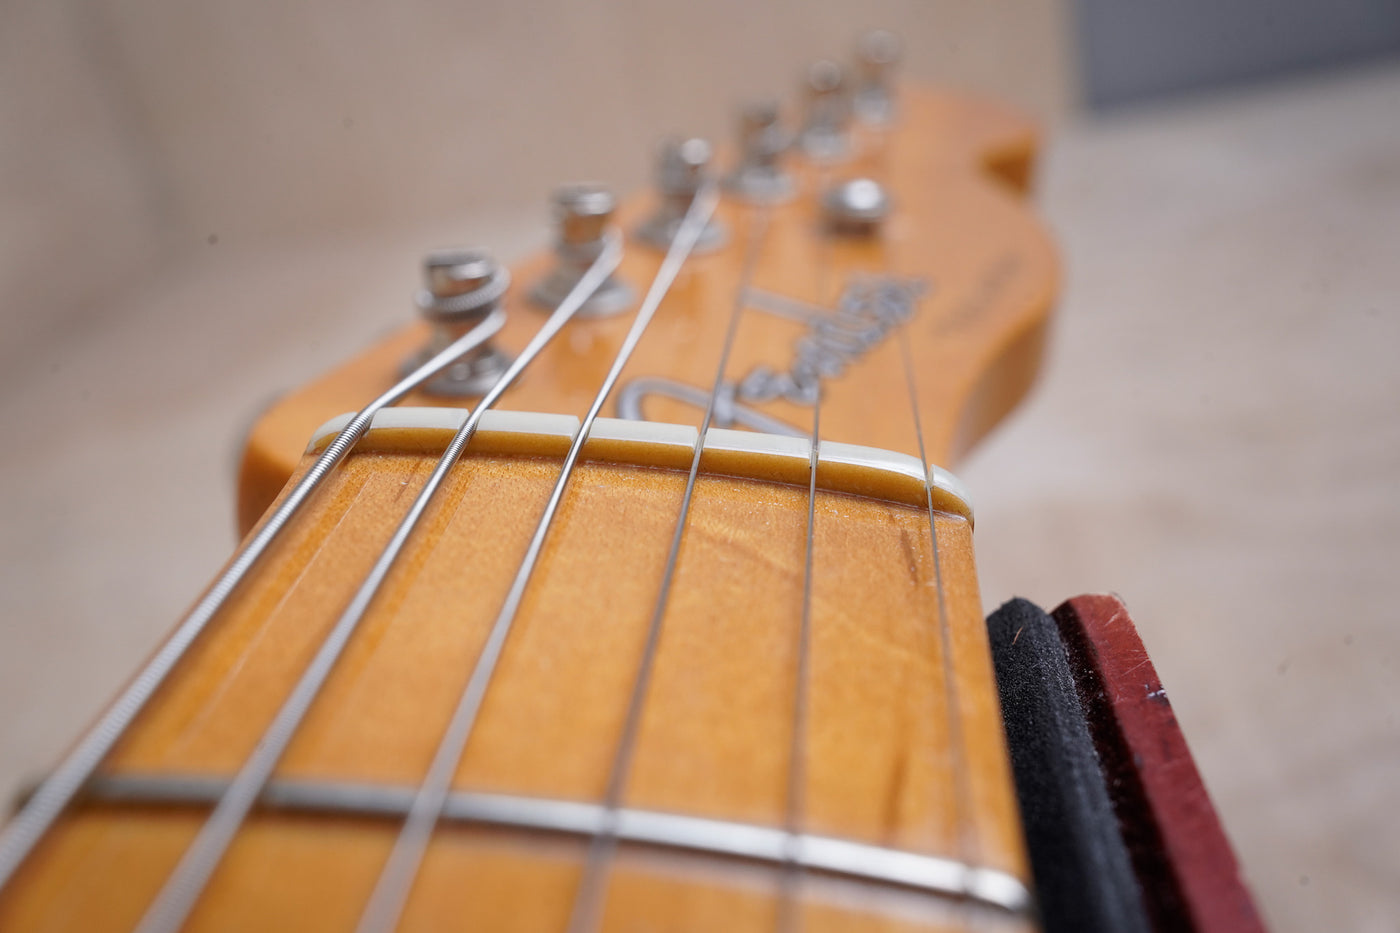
left=404, top=248, right=513, bottom=396
left=723, top=99, right=794, bottom=203
left=822, top=178, right=890, bottom=235
left=799, top=60, right=852, bottom=161
left=853, top=30, right=900, bottom=125
left=636, top=137, right=727, bottom=252
left=529, top=183, right=635, bottom=318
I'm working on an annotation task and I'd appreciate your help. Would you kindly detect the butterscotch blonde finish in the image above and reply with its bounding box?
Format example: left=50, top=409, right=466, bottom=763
left=235, top=85, right=1058, bottom=534
left=1, top=80, right=1058, bottom=931
left=3, top=439, right=1030, bottom=930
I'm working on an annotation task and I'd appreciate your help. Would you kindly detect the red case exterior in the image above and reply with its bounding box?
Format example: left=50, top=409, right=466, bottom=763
left=1052, top=594, right=1267, bottom=933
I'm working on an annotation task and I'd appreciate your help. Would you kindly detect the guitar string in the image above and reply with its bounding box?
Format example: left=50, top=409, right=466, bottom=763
left=895, top=326, right=982, bottom=885
left=352, top=185, right=721, bottom=933
left=772, top=214, right=834, bottom=930
left=130, top=235, right=625, bottom=933
left=563, top=204, right=773, bottom=933
left=776, top=395, right=821, bottom=933
left=774, top=206, right=836, bottom=933
left=0, top=305, right=507, bottom=893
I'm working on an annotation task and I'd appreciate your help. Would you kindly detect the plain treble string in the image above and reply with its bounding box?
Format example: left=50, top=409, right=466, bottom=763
left=776, top=396, right=821, bottom=933
left=0, top=304, right=507, bottom=894
left=564, top=205, right=773, bottom=933
left=352, top=185, right=721, bottom=933
left=895, top=326, right=982, bottom=886
left=129, top=235, right=623, bottom=933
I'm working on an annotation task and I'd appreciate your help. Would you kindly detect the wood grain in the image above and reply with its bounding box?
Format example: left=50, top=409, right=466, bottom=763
left=1, top=441, right=1031, bottom=930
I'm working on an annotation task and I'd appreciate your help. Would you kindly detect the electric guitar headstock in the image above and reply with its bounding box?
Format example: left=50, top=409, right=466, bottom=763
left=235, top=48, right=1057, bottom=533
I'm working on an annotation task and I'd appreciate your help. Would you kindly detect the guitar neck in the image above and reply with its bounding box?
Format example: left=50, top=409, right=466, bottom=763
left=3, top=415, right=1032, bottom=931
left=1, top=56, right=1060, bottom=930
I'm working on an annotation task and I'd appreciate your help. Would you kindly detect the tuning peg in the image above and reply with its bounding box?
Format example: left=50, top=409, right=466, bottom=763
left=403, top=248, right=512, bottom=396
left=723, top=99, right=794, bottom=203
left=798, top=60, right=852, bottom=161
left=853, top=30, right=901, bottom=125
left=529, top=183, right=634, bottom=318
left=636, top=137, right=727, bottom=251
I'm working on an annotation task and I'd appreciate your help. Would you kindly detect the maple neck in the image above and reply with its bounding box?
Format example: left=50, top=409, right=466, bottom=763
left=2, top=414, right=1032, bottom=931
left=0, top=74, right=1058, bottom=932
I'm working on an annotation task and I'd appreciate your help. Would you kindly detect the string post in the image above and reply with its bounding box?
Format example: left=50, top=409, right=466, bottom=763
left=637, top=137, right=727, bottom=252
left=799, top=59, right=853, bottom=161
left=407, top=247, right=514, bottom=396
left=822, top=177, right=891, bottom=236
left=530, top=184, right=635, bottom=318
left=724, top=99, right=794, bottom=203
left=853, top=29, right=901, bottom=125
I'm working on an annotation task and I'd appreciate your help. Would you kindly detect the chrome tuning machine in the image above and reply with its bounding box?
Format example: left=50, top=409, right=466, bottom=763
left=723, top=99, right=794, bottom=203
left=636, top=137, right=726, bottom=252
left=529, top=183, right=633, bottom=317
left=853, top=29, right=901, bottom=125
left=798, top=59, right=852, bottom=161
left=403, top=248, right=512, bottom=396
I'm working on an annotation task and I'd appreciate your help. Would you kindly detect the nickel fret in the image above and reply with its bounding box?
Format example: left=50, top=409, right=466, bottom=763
left=81, top=772, right=1031, bottom=916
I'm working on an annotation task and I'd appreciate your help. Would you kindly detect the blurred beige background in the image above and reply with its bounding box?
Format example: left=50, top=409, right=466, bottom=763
left=1, top=1, right=1397, bottom=931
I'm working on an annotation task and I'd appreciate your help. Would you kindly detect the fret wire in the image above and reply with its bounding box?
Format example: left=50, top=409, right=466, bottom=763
left=777, top=396, right=822, bottom=933
left=129, top=236, right=624, bottom=933
left=895, top=327, right=981, bottom=875
left=353, top=186, right=720, bottom=933
left=0, top=305, right=507, bottom=895
left=80, top=773, right=1032, bottom=915
left=566, top=205, right=773, bottom=933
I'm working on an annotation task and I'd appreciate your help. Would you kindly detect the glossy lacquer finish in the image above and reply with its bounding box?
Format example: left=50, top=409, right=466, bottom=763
left=0, top=81, right=1058, bottom=931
